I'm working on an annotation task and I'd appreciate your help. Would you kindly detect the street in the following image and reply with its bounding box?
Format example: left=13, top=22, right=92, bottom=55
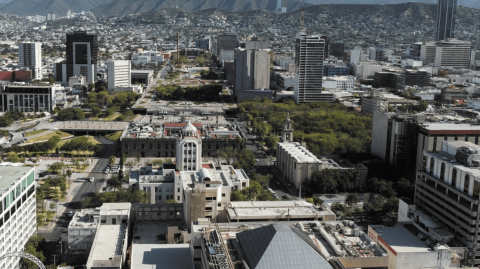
left=37, top=136, right=117, bottom=242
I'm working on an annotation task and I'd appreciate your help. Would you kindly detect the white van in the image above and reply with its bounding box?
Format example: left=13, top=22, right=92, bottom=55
left=89, top=177, right=94, bottom=182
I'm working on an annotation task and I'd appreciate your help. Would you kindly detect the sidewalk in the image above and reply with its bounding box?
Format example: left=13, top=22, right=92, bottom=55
left=37, top=182, right=81, bottom=231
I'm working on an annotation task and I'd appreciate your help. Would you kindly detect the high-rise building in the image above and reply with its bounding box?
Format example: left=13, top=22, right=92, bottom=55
left=435, top=0, right=457, bottom=41
left=51, top=14, right=56, bottom=20
left=277, top=0, right=282, bottom=13
left=415, top=140, right=480, bottom=266
left=215, top=33, right=238, bottom=56
left=294, top=30, right=326, bottom=103
left=0, top=166, right=36, bottom=269
left=107, top=60, right=131, bottom=91
left=55, top=31, right=98, bottom=85
left=18, top=42, right=42, bottom=79
left=47, top=14, right=51, bottom=20
left=434, top=39, right=471, bottom=68
left=233, top=48, right=270, bottom=97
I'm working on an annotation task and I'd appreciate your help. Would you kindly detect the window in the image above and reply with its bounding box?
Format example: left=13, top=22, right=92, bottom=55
left=125, top=144, right=128, bottom=149
left=218, top=203, right=221, bottom=207
left=157, top=144, right=161, bottom=149
left=205, top=207, right=212, bottom=211
left=440, top=163, right=445, bottom=181
left=429, top=157, right=434, bottom=174
left=177, top=188, right=180, bottom=192
left=464, top=174, right=470, bottom=194
left=141, top=144, right=145, bottom=150
left=155, top=187, right=158, bottom=192
left=452, top=168, right=457, bottom=187
left=222, top=193, right=225, bottom=197
left=177, top=196, right=180, bottom=200
left=150, top=144, right=153, bottom=149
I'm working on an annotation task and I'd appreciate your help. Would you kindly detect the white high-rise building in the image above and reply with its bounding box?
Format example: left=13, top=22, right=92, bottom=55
left=47, top=14, right=51, bottom=20
left=67, top=10, right=72, bottom=17
left=277, top=0, right=282, bottom=13
left=51, top=14, right=56, bottom=20
left=434, top=39, right=471, bottom=68
left=107, top=60, right=131, bottom=91
left=18, top=42, right=42, bottom=79
left=0, top=166, right=37, bottom=269
left=294, top=29, right=326, bottom=103
left=176, top=121, right=203, bottom=171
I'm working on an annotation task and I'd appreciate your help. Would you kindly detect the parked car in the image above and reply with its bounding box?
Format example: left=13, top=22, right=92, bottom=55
left=89, top=177, right=94, bottom=182
left=282, top=195, right=290, bottom=199
left=67, top=211, right=74, bottom=217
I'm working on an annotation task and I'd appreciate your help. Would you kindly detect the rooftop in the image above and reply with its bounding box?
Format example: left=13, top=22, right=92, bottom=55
left=227, top=201, right=333, bottom=220
left=372, top=224, right=444, bottom=253
left=131, top=244, right=194, bottom=269
left=0, top=165, right=34, bottom=196
left=87, top=223, right=127, bottom=268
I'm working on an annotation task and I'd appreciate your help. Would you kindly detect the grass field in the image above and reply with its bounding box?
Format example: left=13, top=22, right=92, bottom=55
left=26, top=129, right=47, bottom=137
left=106, top=131, right=122, bottom=142
left=26, top=131, right=72, bottom=143
left=102, top=112, right=121, bottom=121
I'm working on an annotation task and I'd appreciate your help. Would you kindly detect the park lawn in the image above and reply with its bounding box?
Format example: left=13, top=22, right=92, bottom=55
left=37, top=210, right=55, bottom=227
left=106, top=131, right=122, bottom=142
left=56, top=135, right=101, bottom=156
left=26, top=131, right=72, bottom=143
left=26, top=129, right=47, bottom=137
left=102, top=112, right=120, bottom=121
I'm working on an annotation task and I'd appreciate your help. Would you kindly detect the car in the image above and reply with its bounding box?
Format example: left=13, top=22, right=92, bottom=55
left=383, top=218, right=392, bottom=222
left=104, top=170, right=109, bottom=174
left=67, top=211, right=74, bottom=217
left=255, top=159, right=259, bottom=163
left=89, top=177, right=94, bottom=182
left=282, top=195, right=291, bottom=199
left=276, top=181, right=281, bottom=185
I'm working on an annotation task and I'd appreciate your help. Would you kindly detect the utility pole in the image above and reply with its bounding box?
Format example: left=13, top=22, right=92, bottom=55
left=177, top=32, right=180, bottom=65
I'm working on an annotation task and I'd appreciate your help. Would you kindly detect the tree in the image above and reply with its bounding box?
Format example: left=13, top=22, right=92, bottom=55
left=107, top=175, right=121, bottom=192
left=345, top=193, right=359, bottom=208
left=23, top=235, right=46, bottom=269
left=231, top=189, right=245, bottom=201
left=92, top=107, right=102, bottom=117
left=58, top=108, right=85, bottom=121
left=109, top=155, right=116, bottom=166
left=331, top=202, right=348, bottom=214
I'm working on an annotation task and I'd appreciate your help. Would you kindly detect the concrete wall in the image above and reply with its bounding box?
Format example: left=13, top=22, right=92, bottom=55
left=68, top=227, right=97, bottom=251
left=338, top=256, right=388, bottom=268
left=132, top=204, right=184, bottom=221
left=234, top=49, right=270, bottom=96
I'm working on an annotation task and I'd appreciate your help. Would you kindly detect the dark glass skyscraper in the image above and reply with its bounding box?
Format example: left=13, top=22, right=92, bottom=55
left=435, top=0, right=457, bottom=41
left=65, top=31, right=98, bottom=65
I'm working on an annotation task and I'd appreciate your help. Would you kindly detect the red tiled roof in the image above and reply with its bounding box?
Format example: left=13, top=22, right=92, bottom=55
left=164, top=123, right=203, bottom=128
left=202, top=164, right=212, bottom=169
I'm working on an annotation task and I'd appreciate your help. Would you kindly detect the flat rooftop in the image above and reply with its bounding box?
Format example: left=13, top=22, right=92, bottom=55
left=0, top=165, right=33, bottom=196
left=131, top=244, right=194, bottom=269
left=56, top=120, right=129, bottom=131
left=372, top=224, right=434, bottom=253
left=133, top=221, right=182, bottom=245
left=227, top=201, right=331, bottom=220
left=87, top=223, right=127, bottom=267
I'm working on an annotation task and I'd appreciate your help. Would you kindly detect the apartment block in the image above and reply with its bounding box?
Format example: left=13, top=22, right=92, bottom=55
left=18, top=42, right=42, bottom=79
left=294, top=29, right=326, bottom=103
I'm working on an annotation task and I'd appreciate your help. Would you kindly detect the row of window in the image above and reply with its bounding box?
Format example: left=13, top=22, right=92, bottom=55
left=426, top=156, right=472, bottom=195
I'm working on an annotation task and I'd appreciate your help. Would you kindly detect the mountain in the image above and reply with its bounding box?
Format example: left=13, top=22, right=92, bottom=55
left=91, top=0, right=307, bottom=16
left=0, top=0, right=113, bottom=16
left=305, top=0, right=480, bottom=9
